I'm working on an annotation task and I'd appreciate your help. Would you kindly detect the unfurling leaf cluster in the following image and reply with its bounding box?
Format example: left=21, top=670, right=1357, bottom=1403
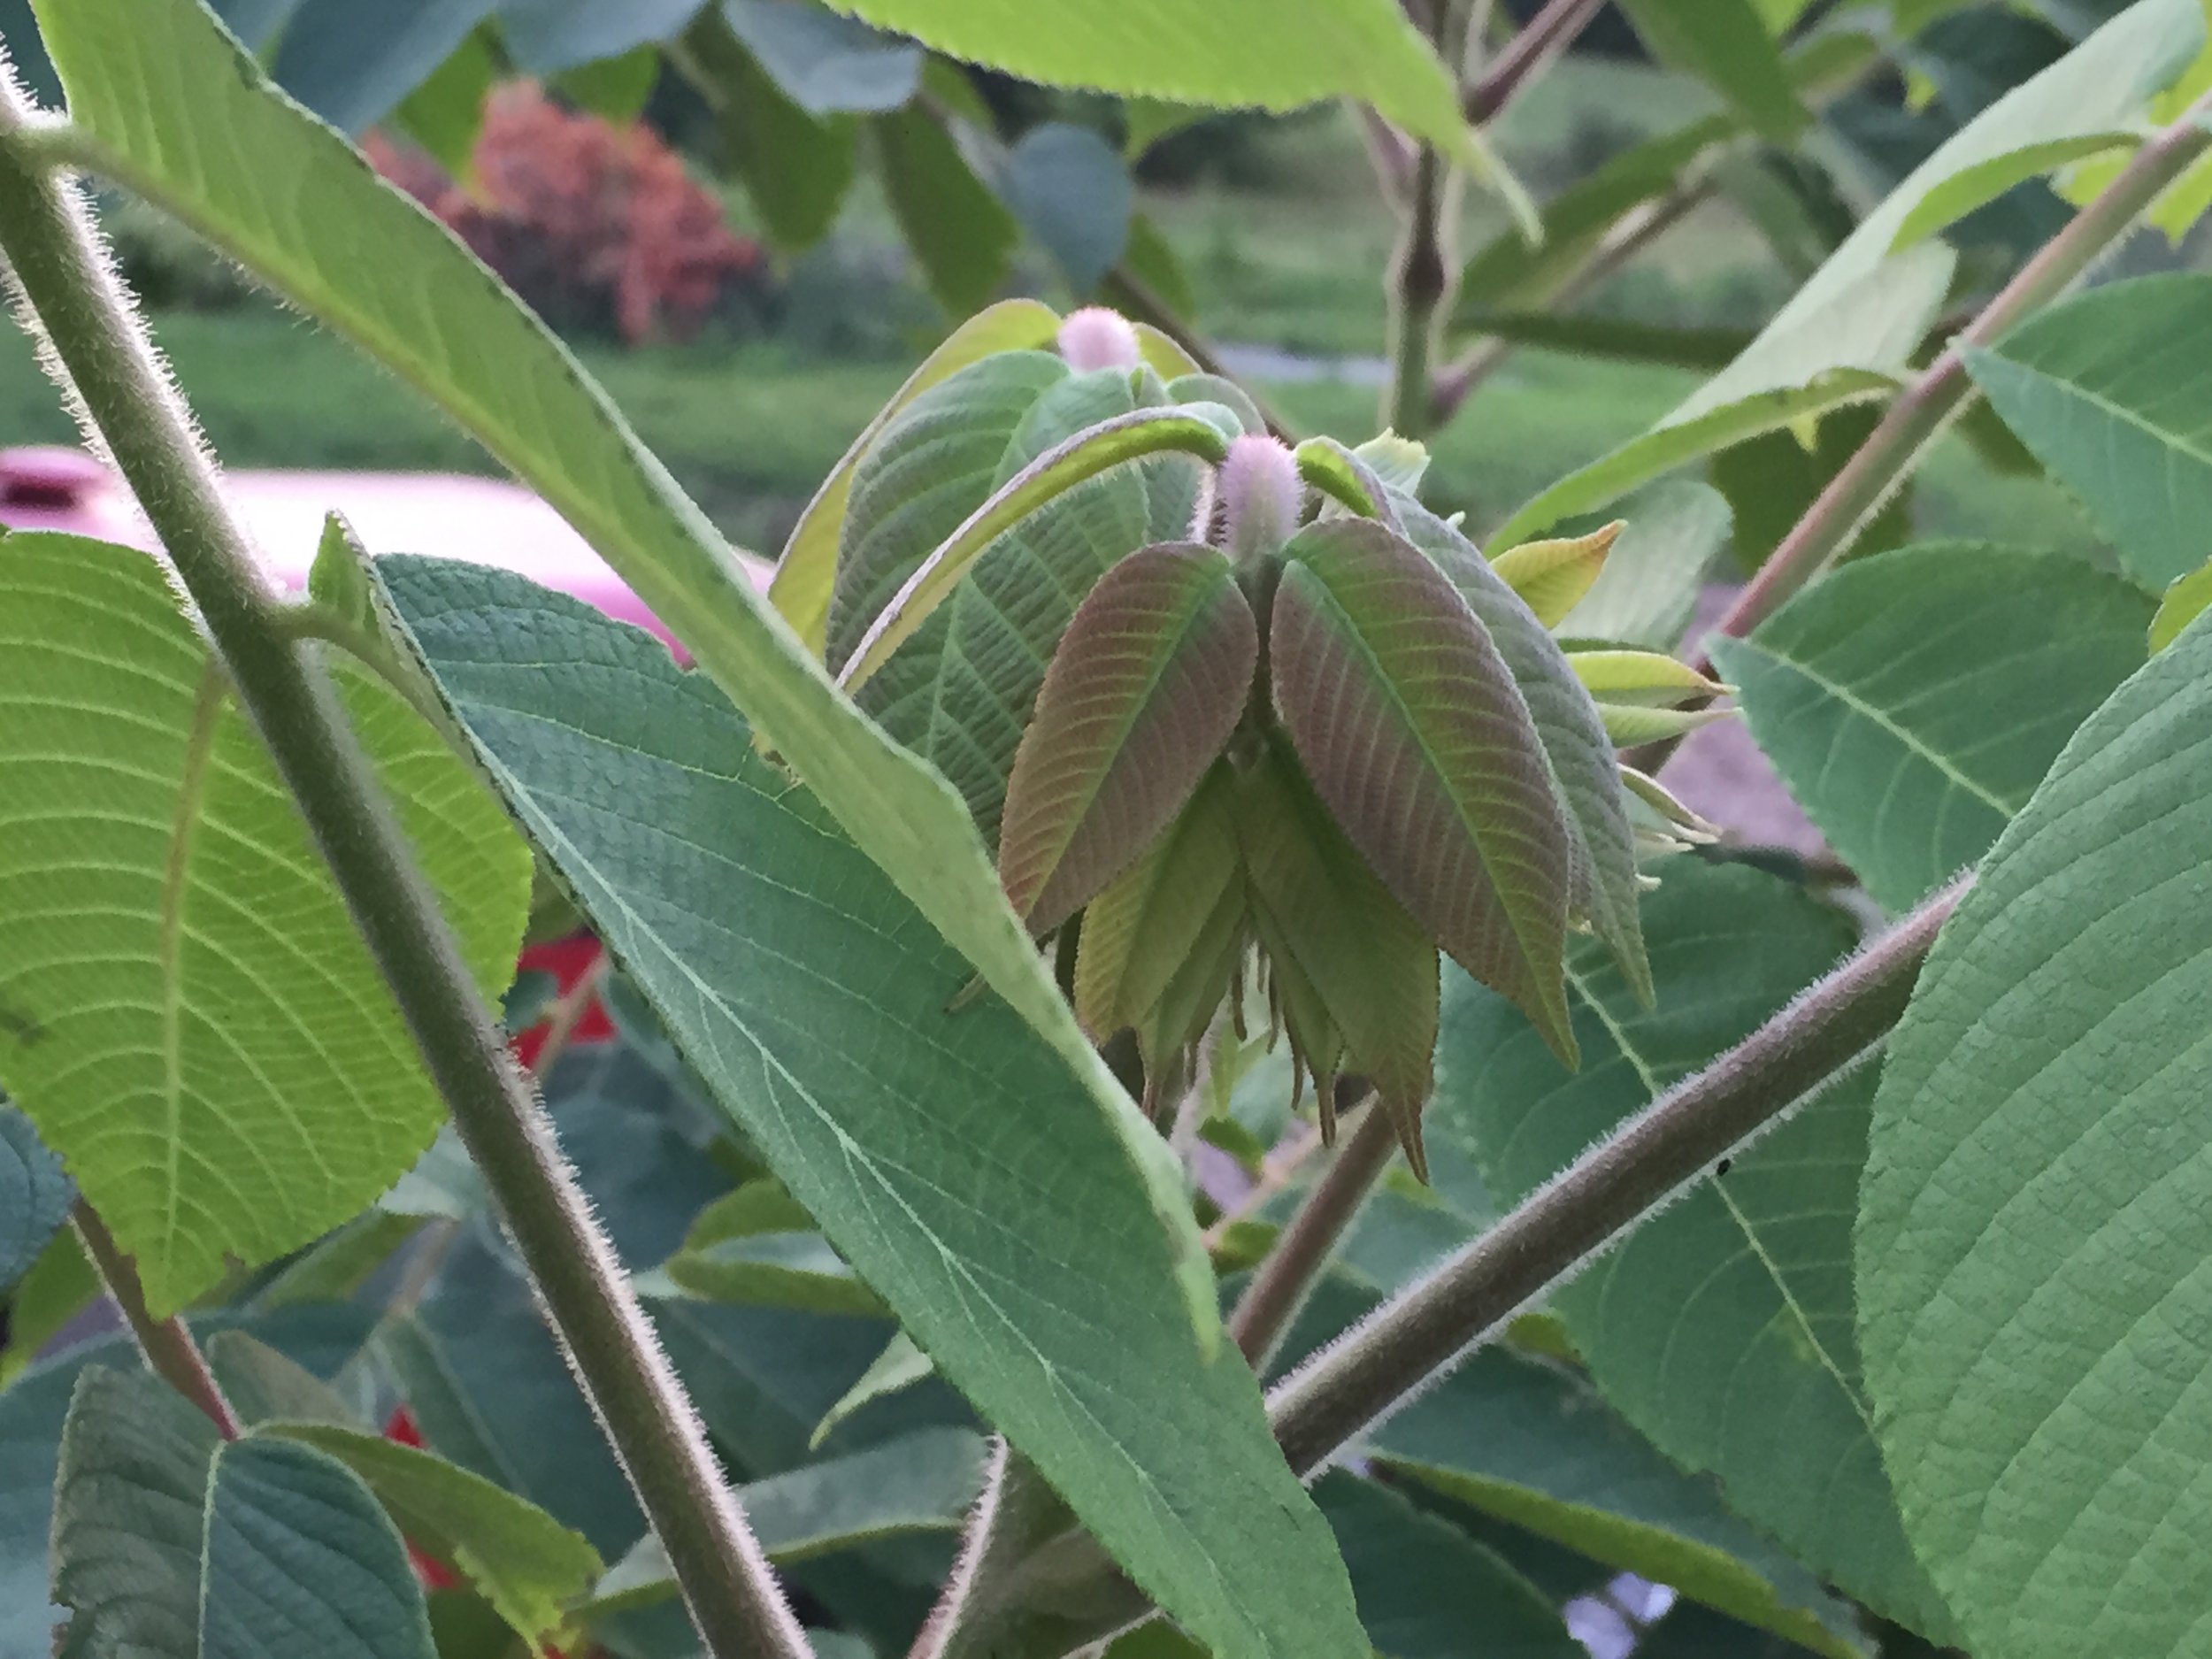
left=777, top=303, right=1719, bottom=1171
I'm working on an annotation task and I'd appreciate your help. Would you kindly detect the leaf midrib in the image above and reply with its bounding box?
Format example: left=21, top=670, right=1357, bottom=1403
left=160, top=663, right=228, bottom=1272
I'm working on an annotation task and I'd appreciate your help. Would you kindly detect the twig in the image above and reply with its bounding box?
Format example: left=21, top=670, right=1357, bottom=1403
left=1266, top=879, right=1965, bottom=1474
left=1225, top=1102, right=1396, bottom=1369
left=1386, top=144, right=1451, bottom=437
left=1463, top=0, right=1609, bottom=127
left=72, top=1202, right=241, bottom=1439
left=1200, top=1120, right=1325, bottom=1251
left=0, top=103, right=814, bottom=1659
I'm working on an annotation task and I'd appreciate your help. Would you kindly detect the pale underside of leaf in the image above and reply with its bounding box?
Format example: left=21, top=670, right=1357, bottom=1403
left=1001, top=544, right=1256, bottom=931
left=1272, top=518, right=1574, bottom=1056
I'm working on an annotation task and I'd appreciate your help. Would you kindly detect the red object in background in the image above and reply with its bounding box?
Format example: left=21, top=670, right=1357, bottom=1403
left=511, top=933, right=615, bottom=1069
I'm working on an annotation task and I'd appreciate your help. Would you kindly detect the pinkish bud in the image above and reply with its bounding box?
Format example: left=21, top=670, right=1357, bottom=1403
left=1056, top=306, right=1141, bottom=373
left=1211, top=434, right=1302, bottom=564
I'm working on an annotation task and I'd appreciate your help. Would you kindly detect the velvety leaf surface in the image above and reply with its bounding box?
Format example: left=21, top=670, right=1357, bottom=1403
left=1401, top=502, right=1649, bottom=1005
left=1000, top=544, right=1255, bottom=930
left=1712, top=544, right=2153, bottom=912
left=1314, top=1473, right=1582, bottom=1659
left=38, top=1, right=1166, bottom=1245
left=0, top=1103, right=72, bottom=1294
left=0, top=534, right=527, bottom=1312
left=52, top=1366, right=434, bottom=1658
left=1964, top=273, right=2212, bottom=588
left=808, top=0, right=1481, bottom=162
left=1432, top=862, right=1953, bottom=1637
left=1860, top=611, right=2212, bottom=1659
left=268, top=1425, right=604, bottom=1647
left=1274, top=518, right=1573, bottom=1056
left=380, top=557, right=1365, bottom=1659
left=826, top=349, right=1069, bottom=672
left=772, top=299, right=1059, bottom=650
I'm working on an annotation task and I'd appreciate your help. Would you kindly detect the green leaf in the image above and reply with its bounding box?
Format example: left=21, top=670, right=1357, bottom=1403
left=39, top=2, right=1183, bottom=1308
left=811, top=1332, right=936, bottom=1448
left=204, top=1331, right=357, bottom=1427
left=1457, top=311, right=1755, bottom=375
left=1122, top=211, right=1197, bottom=319
left=0, top=1103, right=71, bottom=1295
left=681, top=12, right=857, bottom=254
left=1890, top=131, right=2137, bottom=250
left=999, top=543, right=1256, bottom=931
left=1402, top=503, right=1650, bottom=1004
left=1712, top=543, right=2153, bottom=912
left=1859, top=611, right=2212, bottom=1659
left=1233, top=740, right=1441, bottom=1167
left=838, top=403, right=1239, bottom=690
left=498, top=0, right=702, bottom=70
left=271, top=0, right=495, bottom=132
left=1005, top=121, right=1133, bottom=294
left=2151, top=556, right=2212, bottom=650
left=52, top=1365, right=436, bottom=1658
left=771, top=298, right=1060, bottom=651
left=856, top=370, right=1202, bottom=848
left=267, top=1424, right=605, bottom=1649
left=0, top=1226, right=96, bottom=1389
left=1709, top=405, right=1909, bottom=580
left=1432, top=861, right=1955, bottom=1638
left=805, top=0, right=1486, bottom=170
left=721, top=0, right=922, bottom=113
left=1558, top=480, right=1730, bottom=649
left=1617, top=0, right=1809, bottom=142
left=1273, top=518, right=1575, bottom=1060
left=1487, top=244, right=1954, bottom=547
left=380, top=558, right=1367, bottom=1659
left=582, top=1428, right=988, bottom=1618
left=549, top=45, right=662, bottom=124
left=0, top=534, right=529, bottom=1312
left=1314, top=1472, right=1582, bottom=1659
left=1486, top=526, right=1617, bottom=627
left=1964, top=273, right=2212, bottom=588
left=825, top=348, right=1071, bottom=672
left=1367, top=1336, right=1866, bottom=1659
left=664, top=1182, right=888, bottom=1316
left=389, top=28, right=495, bottom=183
left=873, top=103, right=1018, bottom=313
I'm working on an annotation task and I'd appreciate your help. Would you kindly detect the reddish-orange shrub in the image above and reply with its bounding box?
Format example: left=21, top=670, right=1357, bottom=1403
left=368, top=85, right=763, bottom=344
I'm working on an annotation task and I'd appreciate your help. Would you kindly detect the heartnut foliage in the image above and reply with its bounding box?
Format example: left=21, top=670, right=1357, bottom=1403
left=785, top=303, right=1717, bottom=1174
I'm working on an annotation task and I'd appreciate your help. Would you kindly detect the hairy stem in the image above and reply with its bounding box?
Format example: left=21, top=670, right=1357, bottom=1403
left=1226, top=1102, right=1396, bottom=1370
left=1709, top=92, right=2212, bottom=652
left=1267, top=879, right=1965, bottom=1473
left=0, top=109, right=812, bottom=1659
left=1386, top=144, right=1451, bottom=437
left=72, top=1201, right=240, bottom=1439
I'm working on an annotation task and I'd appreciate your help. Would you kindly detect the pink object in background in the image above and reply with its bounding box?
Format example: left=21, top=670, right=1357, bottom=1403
left=0, top=447, right=772, bottom=646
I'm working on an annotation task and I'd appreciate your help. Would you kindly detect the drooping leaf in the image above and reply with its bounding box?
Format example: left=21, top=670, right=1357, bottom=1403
left=389, top=28, right=495, bottom=182
left=1233, top=741, right=1440, bottom=1167
left=1004, top=121, right=1133, bottom=295
left=1709, top=405, right=1909, bottom=580
left=204, top=1331, right=357, bottom=1427
left=999, top=544, right=1256, bottom=931
left=497, top=0, right=703, bottom=70
left=1617, top=0, right=1809, bottom=141
left=265, top=1423, right=605, bottom=1649
left=0, top=534, right=529, bottom=1313
left=1859, top=611, right=2212, bottom=1659
left=1457, top=311, right=1756, bottom=373
left=1890, top=131, right=2137, bottom=248
left=1273, top=518, right=1574, bottom=1056
left=772, top=298, right=1060, bottom=650
left=1399, top=503, right=1650, bottom=1006
left=811, top=1333, right=938, bottom=1448
left=2151, top=556, right=2212, bottom=650
left=1073, top=764, right=1241, bottom=1049
left=51, top=1366, right=437, bottom=1659
left=801, top=0, right=1489, bottom=168
left=663, top=1181, right=887, bottom=1316
left=680, top=12, right=857, bottom=254
left=840, top=403, right=1240, bottom=690
left=1432, top=861, right=1955, bottom=1638
left=1964, top=273, right=2212, bottom=588
left=380, top=558, right=1367, bottom=1659
left=1486, top=523, right=1620, bottom=630
left=580, top=1428, right=989, bottom=1619
left=39, top=1, right=1179, bottom=1272
left=1487, top=245, right=1954, bottom=547
left=0, top=1103, right=71, bottom=1295
left=825, top=349, right=1071, bottom=672
left=721, top=0, right=923, bottom=114
left=874, top=103, right=1019, bottom=313
left=1557, top=480, right=1731, bottom=649
left=1712, top=543, right=2154, bottom=911
left=1314, top=1472, right=1583, bottom=1659
left=269, top=0, right=496, bottom=132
